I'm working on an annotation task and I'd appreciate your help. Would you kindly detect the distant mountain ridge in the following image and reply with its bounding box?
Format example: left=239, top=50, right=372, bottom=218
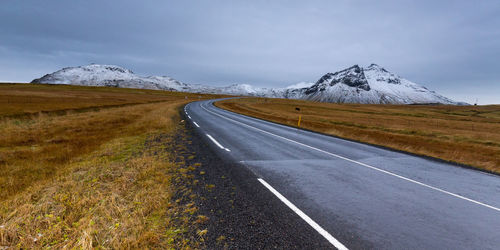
left=31, top=64, right=465, bottom=105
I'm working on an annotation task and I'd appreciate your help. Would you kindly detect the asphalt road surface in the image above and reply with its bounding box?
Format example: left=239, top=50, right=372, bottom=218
left=184, top=99, right=500, bottom=249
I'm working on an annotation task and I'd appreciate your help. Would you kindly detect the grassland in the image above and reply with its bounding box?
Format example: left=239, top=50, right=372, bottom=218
left=0, top=83, right=224, bottom=248
left=216, top=98, right=500, bottom=174
left=0, top=83, right=208, bottom=117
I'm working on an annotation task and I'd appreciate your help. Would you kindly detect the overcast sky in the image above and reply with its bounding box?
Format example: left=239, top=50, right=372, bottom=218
left=1, top=0, right=499, bottom=104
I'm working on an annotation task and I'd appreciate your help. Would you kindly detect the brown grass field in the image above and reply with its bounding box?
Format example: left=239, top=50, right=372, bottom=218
left=0, top=83, right=225, bottom=248
left=215, top=98, right=500, bottom=174
left=0, top=83, right=210, bottom=117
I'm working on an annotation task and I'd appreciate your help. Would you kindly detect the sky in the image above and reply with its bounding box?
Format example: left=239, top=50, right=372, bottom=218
left=1, top=0, right=499, bottom=104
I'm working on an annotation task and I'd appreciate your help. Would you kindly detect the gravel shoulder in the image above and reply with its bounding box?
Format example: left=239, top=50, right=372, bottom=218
left=177, top=113, right=333, bottom=249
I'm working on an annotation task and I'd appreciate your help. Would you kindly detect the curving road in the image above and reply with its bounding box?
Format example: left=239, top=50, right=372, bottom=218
left=184, top=99, right=500, bottom=249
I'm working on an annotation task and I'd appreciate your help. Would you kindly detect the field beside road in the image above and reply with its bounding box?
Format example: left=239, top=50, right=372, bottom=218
left=0, top=83, right=209, bottom=117
left=215, top=98, right=500, bottom=174
left=0, top=83, right=225, bottom=248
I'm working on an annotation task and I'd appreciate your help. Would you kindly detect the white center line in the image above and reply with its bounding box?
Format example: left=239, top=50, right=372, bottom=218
left=201, top=103, right=500, bottom=213
left=193, top=121, right=200, bottom=128
left=258, top=178, right=348, bottom=249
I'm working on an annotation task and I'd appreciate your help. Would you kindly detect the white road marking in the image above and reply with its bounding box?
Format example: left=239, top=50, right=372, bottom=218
left=201, top=103, right=500, bottom=213
left=193, top=121, right=200, bottom=128
left=258, top=178, right=348, bottom=249
left=206, top=134, right=231, bottom=152
left=188, top=115, right=191, bottom=119
left=206, top=134, right=224, bottom=149
left=206, top=133, right=231, bottom=152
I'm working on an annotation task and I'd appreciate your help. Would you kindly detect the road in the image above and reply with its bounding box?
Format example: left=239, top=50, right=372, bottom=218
left=184, top=99, right=500, bottom=249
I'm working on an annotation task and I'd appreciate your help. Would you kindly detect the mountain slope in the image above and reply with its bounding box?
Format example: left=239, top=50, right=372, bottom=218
left=299, top=64, right=458, bottom=104
left=31, top=64, right=189, bottom=91
left=31, top=64, right=463, bottom=105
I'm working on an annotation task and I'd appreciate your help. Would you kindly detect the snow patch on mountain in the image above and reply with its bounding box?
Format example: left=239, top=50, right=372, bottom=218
left=217, top=84, right=261, bottom=95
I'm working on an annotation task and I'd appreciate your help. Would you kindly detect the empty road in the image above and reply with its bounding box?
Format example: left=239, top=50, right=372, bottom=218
left=184, top=99, right=500, bottom=249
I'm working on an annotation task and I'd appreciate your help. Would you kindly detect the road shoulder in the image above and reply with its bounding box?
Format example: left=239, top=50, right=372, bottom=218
left=177, top=113, right=333, bottom=249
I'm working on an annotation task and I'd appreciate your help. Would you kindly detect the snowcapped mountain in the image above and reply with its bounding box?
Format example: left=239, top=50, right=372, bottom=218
left=298, top=64, right=460, bottom=104
left=31, top=64, right=463, bottom=105
left=31, top=64, right=190, bottom=91
left=207, top=65, right=461, bottom=104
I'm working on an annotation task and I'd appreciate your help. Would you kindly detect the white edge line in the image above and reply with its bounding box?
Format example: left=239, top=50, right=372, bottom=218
left=206, top=133, right=231, bottom=152
left=193, top=121, right=200, bottom=128
left=201, top=103, right=500, bottom=212
left=258, top=178, right=348, bottom=250
left=206, top=134, right=224, bottom=149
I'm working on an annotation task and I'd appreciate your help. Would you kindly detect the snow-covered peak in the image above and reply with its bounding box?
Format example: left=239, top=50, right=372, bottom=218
left=365, top=63, right=388, bottom=72
left=363, top=64, right=404, bottom=86
left=312, top=64, right=370, bottom=91
left=301, top=64, right=461, bottom=104
left=81, top=64, right=134, bottom=74
left=31, top=64, right=189, bottom=91
left=57, top=64, right=136, bottom=80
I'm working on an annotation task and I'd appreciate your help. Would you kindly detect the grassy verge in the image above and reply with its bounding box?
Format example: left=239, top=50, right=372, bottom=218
left=0, top=84, right=220, bottom=248
left=215, top=98, right=500, bottom=174
left=1, top=133, right=200, bottom=248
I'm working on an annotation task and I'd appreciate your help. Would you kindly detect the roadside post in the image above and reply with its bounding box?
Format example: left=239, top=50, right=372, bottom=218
left=295, top=107, right=301, bottom=127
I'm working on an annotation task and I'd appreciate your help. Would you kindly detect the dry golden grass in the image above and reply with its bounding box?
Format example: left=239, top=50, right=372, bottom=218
left=216, top=98, right=500, bottom=174
left=0, top=100, right=179, bottom=199
left=0, top=83, right=220, bottom=117
left=1, top=134, right=199, bottom=248
left=0, top=83, right=222, bottom=248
